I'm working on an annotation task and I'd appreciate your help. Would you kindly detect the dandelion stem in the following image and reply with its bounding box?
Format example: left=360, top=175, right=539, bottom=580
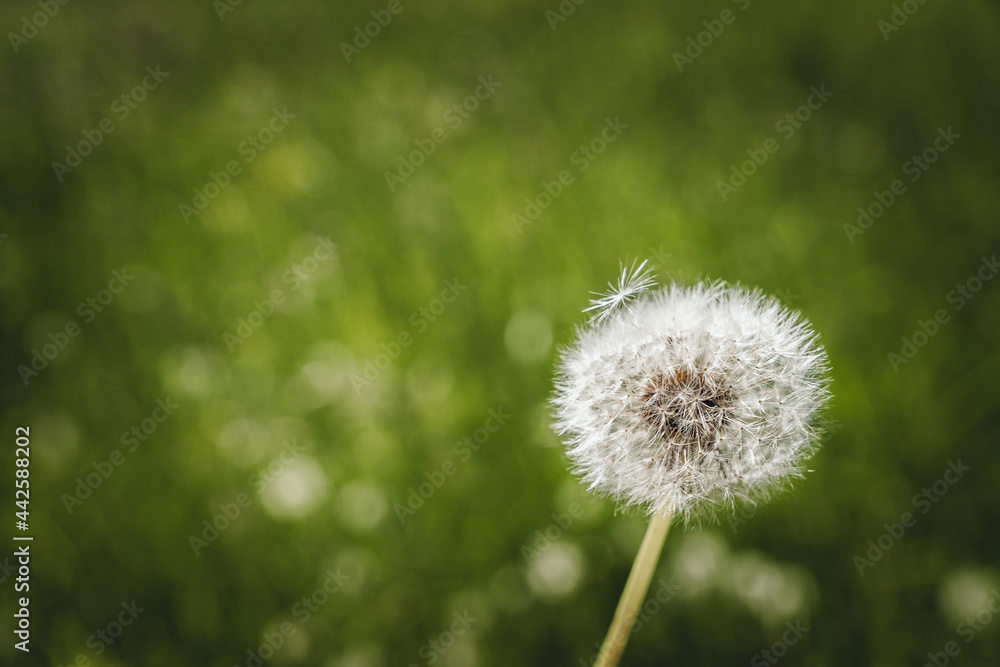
left=594, top=510, right=673, bottom=667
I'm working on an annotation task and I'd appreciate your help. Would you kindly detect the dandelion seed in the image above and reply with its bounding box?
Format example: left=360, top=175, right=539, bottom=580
left=583, top=259, right=657, bottom=325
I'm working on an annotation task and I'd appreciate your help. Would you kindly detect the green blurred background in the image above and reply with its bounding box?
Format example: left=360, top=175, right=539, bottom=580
left=1, top=0, right=999, bottom=665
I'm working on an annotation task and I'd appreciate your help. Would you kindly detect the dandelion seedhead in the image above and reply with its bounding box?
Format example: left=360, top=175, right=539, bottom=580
left=552, top=272, right=830, bottom=522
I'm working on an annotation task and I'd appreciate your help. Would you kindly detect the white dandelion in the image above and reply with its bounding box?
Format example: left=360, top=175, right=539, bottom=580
left=551, top=269, right=831, bottom=667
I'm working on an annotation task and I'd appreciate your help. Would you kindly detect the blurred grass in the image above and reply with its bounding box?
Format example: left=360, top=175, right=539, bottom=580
left=1, top=0, right=1000, bottom=665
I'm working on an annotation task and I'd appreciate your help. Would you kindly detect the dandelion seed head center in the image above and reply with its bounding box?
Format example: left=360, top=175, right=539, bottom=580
left=636, top=368, right=734, bottom=449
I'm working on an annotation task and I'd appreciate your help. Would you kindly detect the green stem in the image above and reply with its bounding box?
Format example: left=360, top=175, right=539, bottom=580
left=594, top=510, right=673, bottom=667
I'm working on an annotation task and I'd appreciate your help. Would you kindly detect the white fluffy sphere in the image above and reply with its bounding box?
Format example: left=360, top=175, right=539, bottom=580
left=551, top=279, right=830, bottom=521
